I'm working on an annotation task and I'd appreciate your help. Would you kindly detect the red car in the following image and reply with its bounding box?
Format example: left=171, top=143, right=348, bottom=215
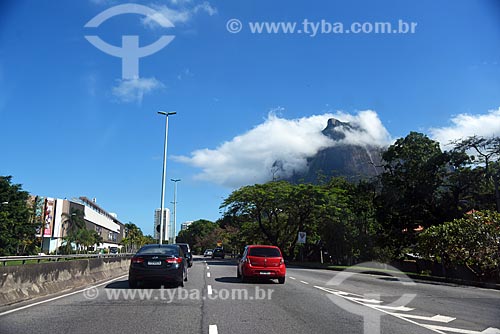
left=237, top=245, right=286, bottom=284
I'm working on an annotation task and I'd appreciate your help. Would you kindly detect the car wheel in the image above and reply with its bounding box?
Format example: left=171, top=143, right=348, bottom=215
left=128, top=279, right=138, bottom=288
left=237, top=268, right=241, bottom=278
left=278, top=277, right=285, bottom=284
left=184, top=268, right=188, bottom=282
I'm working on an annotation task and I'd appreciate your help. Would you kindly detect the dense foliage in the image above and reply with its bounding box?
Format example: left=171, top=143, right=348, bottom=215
left=0, top=176, right=37, bottom=255
left=2, top=132, right=499, bottom=269
left=418, top=210, right=500, bottom=279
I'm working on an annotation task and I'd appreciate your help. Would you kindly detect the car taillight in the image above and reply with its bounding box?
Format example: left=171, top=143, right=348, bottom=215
left=131, top=257, right=144, bottom=264
left=245, top=258, right=251, bottom=265
left=165, top=257, right=183, bottom=264
left=279, top=258, right=284, bottom=265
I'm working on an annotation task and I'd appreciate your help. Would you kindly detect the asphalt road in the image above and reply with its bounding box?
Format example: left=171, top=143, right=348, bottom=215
left=1, top=256, right=499, bottom=334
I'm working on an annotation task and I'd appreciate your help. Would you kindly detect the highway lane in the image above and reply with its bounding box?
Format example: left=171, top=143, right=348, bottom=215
left=285, top=266, right=500, bottom=333
left=1, top=256, right=499, bottom=334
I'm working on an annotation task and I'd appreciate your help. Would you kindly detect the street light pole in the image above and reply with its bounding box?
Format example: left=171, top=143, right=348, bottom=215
left=158, top=111, right=177, bottom=244
left=171, top=179, right=181, bottom=243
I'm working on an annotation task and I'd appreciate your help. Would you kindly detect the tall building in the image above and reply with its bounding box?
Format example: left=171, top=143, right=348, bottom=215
left=153, top=208, right=170, bottom=242
left=181, top=221, right=193, bottom=231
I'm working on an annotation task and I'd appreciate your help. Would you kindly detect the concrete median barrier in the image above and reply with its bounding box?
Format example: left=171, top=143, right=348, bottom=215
left=0, top=256, right=131, bottom=307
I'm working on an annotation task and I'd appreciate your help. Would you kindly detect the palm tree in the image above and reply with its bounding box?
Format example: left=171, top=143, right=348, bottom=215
left=122, top=222, right=143, bottom=253
left=61, top=209, right=86, bottom=234
left=61, top=209, right=86, bottom=253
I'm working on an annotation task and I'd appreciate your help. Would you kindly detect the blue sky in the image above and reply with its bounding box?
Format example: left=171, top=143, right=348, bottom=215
left=1, top=0, right=500, bottom=236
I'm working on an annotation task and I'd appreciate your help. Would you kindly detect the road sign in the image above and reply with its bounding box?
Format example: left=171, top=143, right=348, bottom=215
left=298, top=232, right=306, bottom=244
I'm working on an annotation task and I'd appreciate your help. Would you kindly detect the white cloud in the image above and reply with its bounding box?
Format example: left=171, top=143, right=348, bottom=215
left=112, top=77, right=164, bottom=103
left=330, top=110, right=392, bottom=147
left=142, top=1, right=217, bottom=27
left=175, top=110, right=391, bottom=188
left=429, top=108, right=500, bottom=147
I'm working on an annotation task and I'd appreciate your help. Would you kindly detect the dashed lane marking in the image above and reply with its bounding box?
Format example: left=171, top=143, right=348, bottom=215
left=209, top=324, right=218, bottom=334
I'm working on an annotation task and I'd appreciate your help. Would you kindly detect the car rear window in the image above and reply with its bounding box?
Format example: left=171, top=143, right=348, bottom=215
left=177, top=244, right=190, bottom=253
left=137, top=246, right=178, bottom=256
left=249, top=247, right=281, bottom=257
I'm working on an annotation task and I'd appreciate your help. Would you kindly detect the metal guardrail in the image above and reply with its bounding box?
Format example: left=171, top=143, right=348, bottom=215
left=0, top=253, right=134, bottom=266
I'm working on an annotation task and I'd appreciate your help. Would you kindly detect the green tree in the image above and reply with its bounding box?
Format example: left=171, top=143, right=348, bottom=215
left=418, top=210, right=500, bottom=279
left=61, top=208, right=86, bottom=253
left=0, top=176, right=36, bottom=255
left=452, top=136, right=500, bottom=212
left=377, top=132, right=448, bottom=254
left=176, top=219, right=218, bottom=253
left=121, top=222, right=144, bottom=253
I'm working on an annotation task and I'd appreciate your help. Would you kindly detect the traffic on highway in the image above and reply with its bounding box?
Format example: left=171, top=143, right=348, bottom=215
left=1, top=254, right=499, bottom=334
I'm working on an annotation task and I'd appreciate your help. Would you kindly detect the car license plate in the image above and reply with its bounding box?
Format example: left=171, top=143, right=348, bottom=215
left=260, top=271, right=271, bottom=275
left=148, top=261, right=162, bottom=266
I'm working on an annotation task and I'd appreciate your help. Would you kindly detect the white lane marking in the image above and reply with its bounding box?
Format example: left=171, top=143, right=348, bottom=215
left=209, top=324, right=218, bottom=334
left=314, top=286, right=447, bottom=334
left=206, top=265, right=210, bottom=270
left=0, top=274, right=128, bottom=317
left=207, top=272, right=211, bottom=278
left=372, top=305, right=414, bottom=312
left=289, top=277, right=296, bottom=280
left=347, top=297, right=382, bottom=304
left=423, top=325, right=500, bottom=334
left=300, top=280, right=309, bottom=285
left=207, top=285, right=213, bottom=295
left=388, top=313, right=455, bottom=323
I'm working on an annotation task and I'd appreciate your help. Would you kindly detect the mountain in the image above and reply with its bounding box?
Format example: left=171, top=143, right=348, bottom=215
left=288, top=118, right=385, bottom=183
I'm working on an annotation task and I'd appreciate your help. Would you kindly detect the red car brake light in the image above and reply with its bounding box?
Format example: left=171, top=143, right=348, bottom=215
left=131, top=257, right=144, bottom=264
left=165, top=257, right=183, bottom=264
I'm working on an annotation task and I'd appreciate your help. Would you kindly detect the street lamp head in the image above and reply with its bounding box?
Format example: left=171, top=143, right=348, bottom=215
left=1, top=202, right=8, bottom=205
left=158, top=111, right=177, bottom=116
left=171, top=178, right=181, bottom=182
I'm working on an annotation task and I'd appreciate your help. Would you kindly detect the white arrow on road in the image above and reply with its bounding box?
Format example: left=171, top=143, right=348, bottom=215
left=423, top=325, right=500, bottom=334
left=388, top=313, right=456, bottom=323
left=371, top=305, right=414, bottom=312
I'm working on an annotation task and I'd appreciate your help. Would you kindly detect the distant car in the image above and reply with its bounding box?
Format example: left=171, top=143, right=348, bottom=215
left=204, top=249, right=213, bottom=257
left=175, top=243, right=193, bottom=267
left=237, top=245, right=286, bottom=284
left=128, top=244, right=188, bottom=288
left=211, top=247, right=225, bottom=259
left=109, top=247, right=118, bottom=254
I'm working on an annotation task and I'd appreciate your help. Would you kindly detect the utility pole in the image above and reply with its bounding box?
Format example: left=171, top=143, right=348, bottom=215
left=157, top=111, right=176, bottom=244
left=171, top=179, right=181, bottom=244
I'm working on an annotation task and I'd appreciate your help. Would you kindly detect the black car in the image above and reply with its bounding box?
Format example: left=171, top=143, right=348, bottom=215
left=128, top=244, right=188, bottom=288
left=175, top=243, right=193, bottom=267
left=211, top=247, right=225, bottom=259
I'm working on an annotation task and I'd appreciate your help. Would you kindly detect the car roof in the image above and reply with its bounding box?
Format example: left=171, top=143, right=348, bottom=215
left=141, top=244, right=178, bottom=248
left=246, top=245, right=280, bottom=249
